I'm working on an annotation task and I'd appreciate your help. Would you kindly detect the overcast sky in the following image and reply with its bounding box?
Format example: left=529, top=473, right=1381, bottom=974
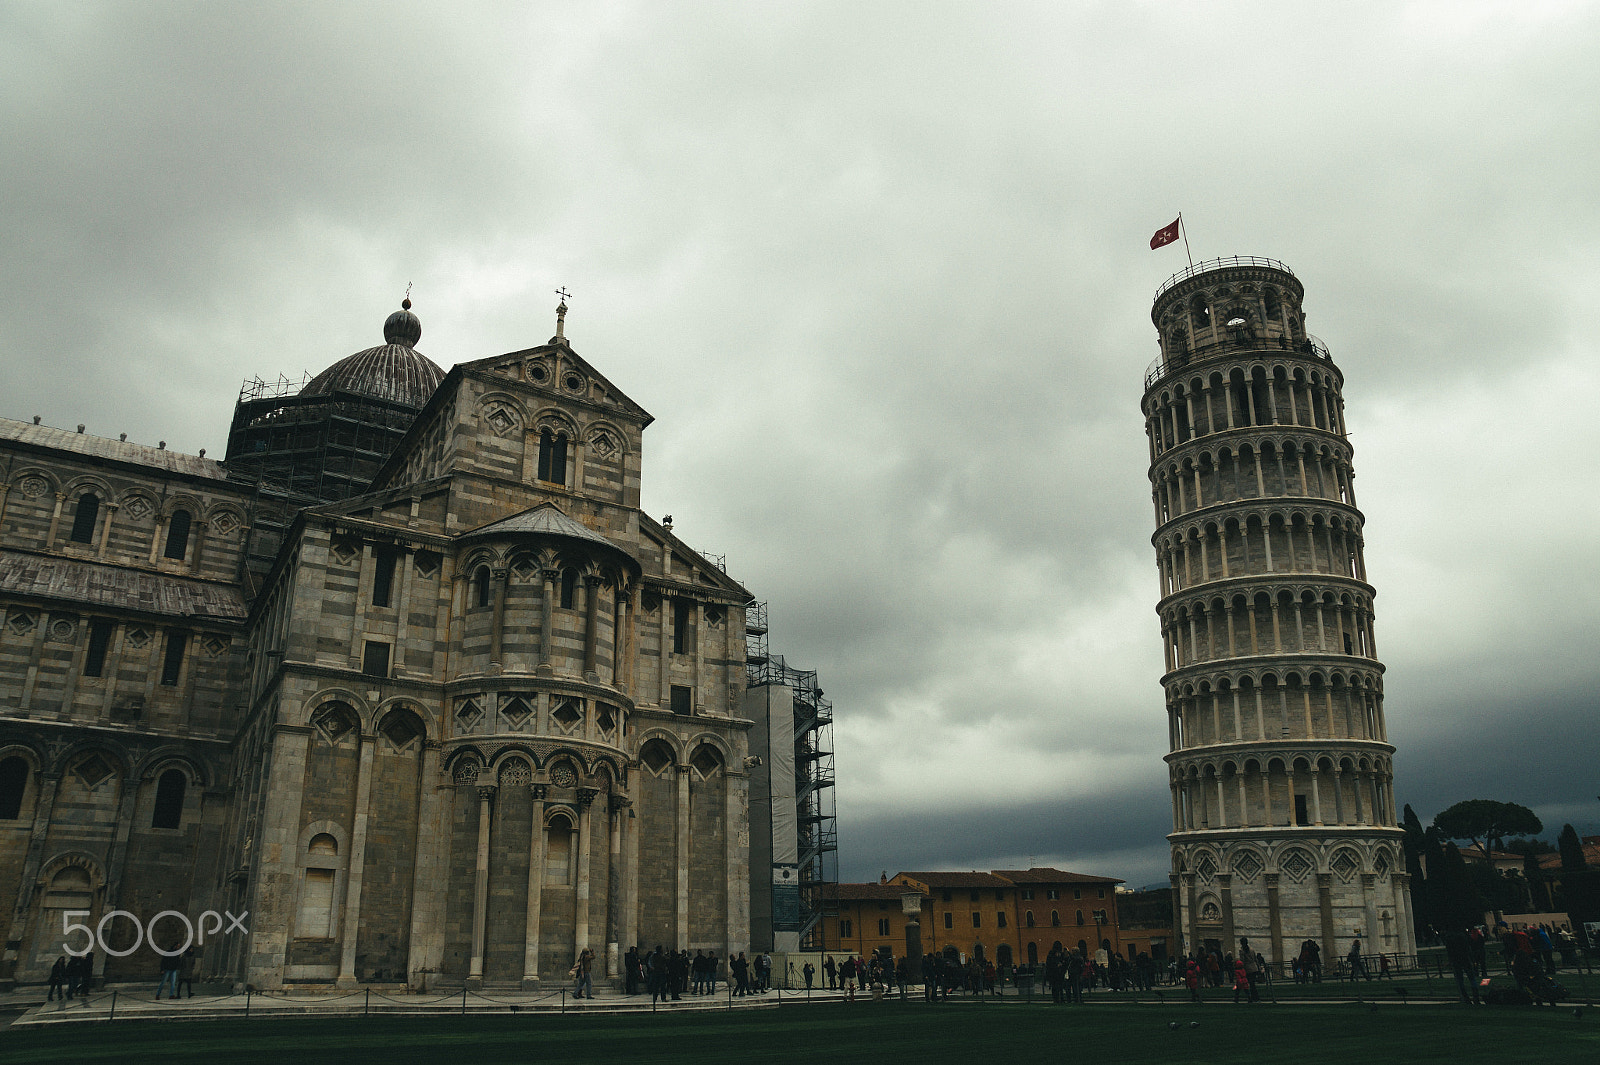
left=3, top=1, right=1597, bottom=889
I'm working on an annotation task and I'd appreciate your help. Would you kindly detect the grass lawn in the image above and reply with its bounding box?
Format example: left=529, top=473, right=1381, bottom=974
left=4, top=999, right=1600, bottom=1065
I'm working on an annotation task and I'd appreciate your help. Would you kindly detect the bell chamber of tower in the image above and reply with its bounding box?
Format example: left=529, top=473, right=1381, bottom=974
left=1141, top=257, right=1414, bottom=969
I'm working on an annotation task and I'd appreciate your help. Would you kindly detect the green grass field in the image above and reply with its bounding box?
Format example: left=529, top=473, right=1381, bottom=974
left=4, top=999, right=1600, bottom=1065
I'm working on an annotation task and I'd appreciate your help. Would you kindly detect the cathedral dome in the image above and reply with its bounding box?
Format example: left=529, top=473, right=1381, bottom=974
left=302, top=300, right=444, bottom=409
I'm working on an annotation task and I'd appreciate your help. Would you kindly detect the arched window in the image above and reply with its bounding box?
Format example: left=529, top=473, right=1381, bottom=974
left=538, top=429, right=568, bottom=485
left=474, top=565, right=491, bottom=608
left=1051, top=910, right=1061, bottom=927
left=560, top=567, right=578, bottom=610
left=0, top=757, right=28, bottom=820
left=69, top=492, right=100, bottom=544
left=1075, top=909, right=1085, bottom=925
left=152, top=768, right=186, bottom=829
left=163, top=509, right=192, bottom=560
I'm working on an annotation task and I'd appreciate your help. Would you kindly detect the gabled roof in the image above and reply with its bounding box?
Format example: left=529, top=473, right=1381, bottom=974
left=992, top=868, right=1125, bottom=886
left=460, top=339, right=653, bottom=425
left=461, top=502, right=622, bottom=551
left=0, top=550, right=247, bottom=622
left=0, top=417, right=229, bottom=481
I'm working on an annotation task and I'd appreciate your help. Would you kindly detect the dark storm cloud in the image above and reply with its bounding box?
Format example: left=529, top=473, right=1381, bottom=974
left=3, top=1, right=1598, bottom=886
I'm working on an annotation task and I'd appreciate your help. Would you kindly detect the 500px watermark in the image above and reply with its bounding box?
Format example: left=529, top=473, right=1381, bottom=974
left=60, top=910, right=248, bottom=957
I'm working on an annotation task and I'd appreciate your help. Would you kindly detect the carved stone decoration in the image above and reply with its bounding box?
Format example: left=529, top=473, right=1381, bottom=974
left=1231, top=850, right=1263, bottom=883
left=529, top=783, right=549, bottom=801
left=550, top=763, right=577, bottom=788
left=18, top=475, right=48, bottom=498
left=123, top=627, right=150, bottom=649
left=211, top=511, right=239, bottom=536
left=499, top=758, right=533, bottom=787
left=485, top=406, right=517, bottom=436
left=123, top=496, right=152, bottom=521
left=48, top=619, right=75, bottom=642
left=576, top=786, right=598, bottom=807
left=1280, top=848, right=1314, bottom=883
left=6, top=610, right=36, bottom=636
left=453, top=761, right=479, bottom=786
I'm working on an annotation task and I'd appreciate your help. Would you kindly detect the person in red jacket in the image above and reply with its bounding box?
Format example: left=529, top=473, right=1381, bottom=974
left=1185, top=958, right=1202, bottom=1004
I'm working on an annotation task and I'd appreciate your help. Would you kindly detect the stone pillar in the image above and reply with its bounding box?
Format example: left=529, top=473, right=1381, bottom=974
left=606, top=795, right=628, bottom=978
left=725, top=768, right=749, bottom=958
left=1317, top=874, right=1337, bottom=970
left=622, top=777, right=639, bottom=956
left=467, top=784, right=496, bottom=989
left=582, top=576, right=602, bottom=682
left=522, top=784, right=548, bottom=989
left=406, top=741, right=446, bottom=990
left=676, top=764, right=690, bottom=950
left=247, top=722, right=313, bottom=990
left=0, top=773, right=60, bottom=989
left=336, top=729, right=377, bottom=987
left=1265, top=874, right=1284, bottom=973
left=612, top=593, right=628, bottom=693
left=1360, top=873, right=1380, bottom=950
left=489, top=566, right=508, bottom=665
left=1394, top=874, right=1415, bottom=958
left=575, top=788, right=597, bottom=954
left=1182, top=871, right=1198, bottom=954
left=45, top=492, right=64, bottom=547
left=1219, top=874, right=1236, bottom=956
left=539, top=569, right=557, bottom=675
left=95, top=502, right=118, bottom=558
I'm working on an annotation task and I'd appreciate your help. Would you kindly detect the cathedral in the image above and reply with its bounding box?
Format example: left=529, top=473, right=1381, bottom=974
left=0, top=298, right=766, bottom=990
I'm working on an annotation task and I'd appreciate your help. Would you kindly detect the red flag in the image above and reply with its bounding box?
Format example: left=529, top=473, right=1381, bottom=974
left=1150, top=217, right=1180, bottom=250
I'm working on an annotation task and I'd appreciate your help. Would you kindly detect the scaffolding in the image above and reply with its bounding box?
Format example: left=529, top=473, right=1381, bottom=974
left=746, top=602, right=838, bottom=951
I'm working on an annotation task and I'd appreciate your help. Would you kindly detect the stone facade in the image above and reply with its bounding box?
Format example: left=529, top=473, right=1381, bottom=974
left=0, top=303, right=756, bottom=990
left=1142, top=258, right=1415, bottom=968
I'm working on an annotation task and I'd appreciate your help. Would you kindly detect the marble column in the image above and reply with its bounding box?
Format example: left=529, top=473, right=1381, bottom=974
left=521, top=784, right=548, bottom=989
left=575, top=788, right=597, bottom=953
left=336, top=729, right=377, bottom=987
left=676, top=764, right=690, bottom=950
left=468, top=784, right=497, bottom=989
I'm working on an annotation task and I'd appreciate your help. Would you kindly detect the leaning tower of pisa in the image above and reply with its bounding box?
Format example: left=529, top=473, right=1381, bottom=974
left=1142, top=257, right=1413, bottom=970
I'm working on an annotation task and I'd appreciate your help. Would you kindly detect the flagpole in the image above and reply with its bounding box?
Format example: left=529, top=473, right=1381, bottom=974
left=1179, top=213, right=1194, bottom=269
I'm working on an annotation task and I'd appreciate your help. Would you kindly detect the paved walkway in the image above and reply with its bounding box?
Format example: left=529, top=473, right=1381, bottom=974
left=8, top=985, right=852, bottom=1027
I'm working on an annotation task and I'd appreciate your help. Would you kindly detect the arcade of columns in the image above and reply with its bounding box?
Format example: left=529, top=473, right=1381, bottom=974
left=1143, top=258, right=1414, bottom=965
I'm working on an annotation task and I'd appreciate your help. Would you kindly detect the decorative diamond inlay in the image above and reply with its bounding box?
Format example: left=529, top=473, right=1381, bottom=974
left=379, top=711, right=422, bottom=750
left=311, top=702, right=357, bottom=744
left=6, top=610, right=36, bottom=636
left=211, top=511, right=238, bottom=536
left=74, top=754, right=114, bottom=788
left=485, top=407, right=516, bottom=436
left=1231, top=851, right=1263, bottom=883
left=454, top=698, right=484, bottom=733
left=1196, top=853, right=1218, bottom=884
left=1374, top=851, right=1392, bottom=881
left=1280, top=849, right=1314, bottom=883
left=124, top=627, right=150, bottom=650
left=590, top=431, right=616, bottom=458
left=1331, top=850, right=1360, bottom=882
left=331, top=541, right=359, bottom=567
left=500, top=696, right=531, bottom=730
left=124, top=496, right=151, bottom=521
left=202, top=635, right=229, bottom=657
left=551, top=698, right=582, bottom=732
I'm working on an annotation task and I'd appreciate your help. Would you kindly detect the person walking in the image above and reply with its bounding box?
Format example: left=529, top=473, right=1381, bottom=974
left=1185, top=958, right=1203, bottom=1004
left=841, top=955, right=857, bottom=1001
left=156, top=950, right=181, bottom=1000
left=1347, top=938, right=1370, bottom=980
left=574, top=946, right=595, bottom=999
left=803, top=960, right=815, bottom=990
left=1232, top=958, right=1249, bottom=1003
left=47, top=956, right=67, bottom=1002
left=177, top=946, right=196, bottom=998
left=1240, top=937, right=1263, bottom=1002
left=1443, top=927, right=1481, bottom=1005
